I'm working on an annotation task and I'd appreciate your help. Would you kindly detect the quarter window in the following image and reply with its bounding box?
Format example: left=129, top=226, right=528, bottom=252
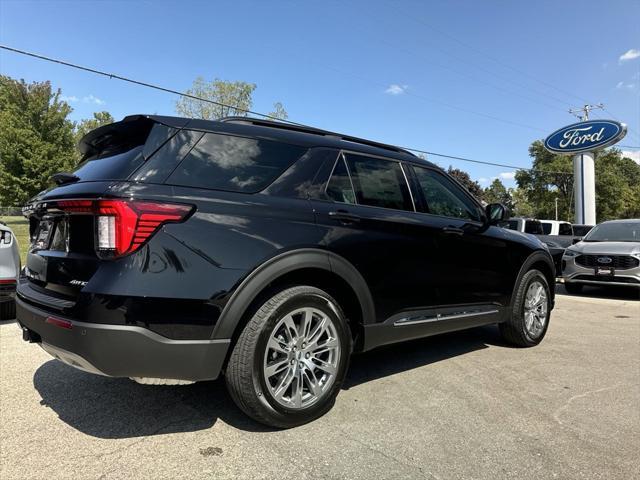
left=412, top=166, right=480, bottom=221
left=343, top=154, right=413, bottom=211
left=165, top=132, right=307, bottom=193
left=326, top=156, right=356, bottom=204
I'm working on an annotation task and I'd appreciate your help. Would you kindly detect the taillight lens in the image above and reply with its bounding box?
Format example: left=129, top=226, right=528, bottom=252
left=54, top=199, right=193, bottom=258
left=96, top=200, right=193, bottom=258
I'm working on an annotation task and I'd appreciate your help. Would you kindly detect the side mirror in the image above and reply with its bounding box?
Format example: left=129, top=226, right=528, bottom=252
left=485, top=203, right=508, bottom=225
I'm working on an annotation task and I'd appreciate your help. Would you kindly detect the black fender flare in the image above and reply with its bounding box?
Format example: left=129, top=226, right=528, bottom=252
left=211, top=248, right=375, bottom=339
left=510, top=249, right=556, bottom=311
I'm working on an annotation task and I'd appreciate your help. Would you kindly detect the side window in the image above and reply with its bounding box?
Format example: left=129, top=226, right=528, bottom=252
left=541, top=223, right=552, bottom=234
left=165, top=132, right=307, bottom=193
left=559, top=223, right=573, bottom=236
left=412, top=166, right=481, bottom=221
left=525, top=220, right=543, bottom=234
left=326, top=156, right=356, bottom=204
left=343, top=154, right=413, bottom=211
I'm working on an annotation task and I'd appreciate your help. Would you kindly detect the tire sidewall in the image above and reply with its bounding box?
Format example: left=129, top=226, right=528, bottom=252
left=251, top=289, right=351, bottom=426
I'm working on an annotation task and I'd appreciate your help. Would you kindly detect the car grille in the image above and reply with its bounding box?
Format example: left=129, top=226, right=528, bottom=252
left=573, top=275, right=640, bottom=284
left=575, top=254, right=639, bottom=270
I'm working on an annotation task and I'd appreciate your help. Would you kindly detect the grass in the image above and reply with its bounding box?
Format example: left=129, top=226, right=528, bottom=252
left=0, top=216, right=29, bottom=265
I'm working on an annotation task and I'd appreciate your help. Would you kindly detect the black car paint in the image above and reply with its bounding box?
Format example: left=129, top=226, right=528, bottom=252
left=17, top=115, right=555, bottom=381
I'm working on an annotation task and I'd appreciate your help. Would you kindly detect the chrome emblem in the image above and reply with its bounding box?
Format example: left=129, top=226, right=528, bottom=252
left=597, top=257, right=612, bottom=264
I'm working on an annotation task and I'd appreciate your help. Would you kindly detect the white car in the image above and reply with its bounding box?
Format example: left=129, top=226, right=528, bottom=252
left=0, top=222, right=20, bottom=320
left=540, top=220, right=573, bottom=236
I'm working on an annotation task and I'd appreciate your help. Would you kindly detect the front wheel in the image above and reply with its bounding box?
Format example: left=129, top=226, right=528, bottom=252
left=500, top=269, right=551, bottom=347
left=225, top=286, right=351, bottom=428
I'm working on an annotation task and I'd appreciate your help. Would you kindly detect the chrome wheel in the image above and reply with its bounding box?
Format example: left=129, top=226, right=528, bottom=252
left=524, top=280, right=548, bottom=338
left=263, top=307, right=341, bottom=409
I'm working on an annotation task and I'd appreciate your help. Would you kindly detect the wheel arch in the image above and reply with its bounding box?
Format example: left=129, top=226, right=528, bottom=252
left=510, top=250, right=556, bottom=310
left=212, top=249, right=375, bottom=349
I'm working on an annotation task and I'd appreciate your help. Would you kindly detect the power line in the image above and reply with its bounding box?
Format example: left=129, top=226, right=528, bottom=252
left=0, top=43, right=573, bottom=176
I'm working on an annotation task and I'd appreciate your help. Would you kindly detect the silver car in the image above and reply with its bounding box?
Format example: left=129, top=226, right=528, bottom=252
left=0, top=222, right=21, bottom=320
left=562, top=219, right=640, bottom=296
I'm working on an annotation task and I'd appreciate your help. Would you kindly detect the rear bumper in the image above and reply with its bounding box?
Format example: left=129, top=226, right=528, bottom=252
left=16, top=297, right=230, bottom=381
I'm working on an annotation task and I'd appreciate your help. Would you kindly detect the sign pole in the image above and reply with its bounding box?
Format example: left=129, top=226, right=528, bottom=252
left=572, top=151, right=596, bottom=225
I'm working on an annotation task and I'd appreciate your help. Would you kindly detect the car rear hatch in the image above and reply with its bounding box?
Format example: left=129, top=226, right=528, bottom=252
left=20, top=115, right=192, bottom=310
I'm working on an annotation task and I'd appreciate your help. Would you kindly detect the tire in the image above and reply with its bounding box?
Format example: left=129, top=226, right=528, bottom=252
left=564, top=282, right=583, bottom=294
left=500, top=269, right=551, bottom=347
left=225, top=286, right=352, bottom=428
left=0, top=300, right=16, bottom=321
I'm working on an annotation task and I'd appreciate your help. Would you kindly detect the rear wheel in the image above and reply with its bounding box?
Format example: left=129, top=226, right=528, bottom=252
left=500, top=269, right=551, bottom=347
left=564, top=282, right=583, bottom=294
left=225, top=286, right=351, bottom=428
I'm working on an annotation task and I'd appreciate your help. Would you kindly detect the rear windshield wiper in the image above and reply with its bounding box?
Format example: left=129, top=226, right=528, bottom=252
left=51, top=172, right=80, bottom=186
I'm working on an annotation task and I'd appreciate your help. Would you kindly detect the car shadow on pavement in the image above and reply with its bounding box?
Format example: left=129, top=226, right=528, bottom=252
left=555, top=284, right=639, bottom=301
left=33, top=325, right=504, bottom=438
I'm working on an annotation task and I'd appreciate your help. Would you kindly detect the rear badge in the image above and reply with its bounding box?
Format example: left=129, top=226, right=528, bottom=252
left=69, top=280, right=88, bottom=287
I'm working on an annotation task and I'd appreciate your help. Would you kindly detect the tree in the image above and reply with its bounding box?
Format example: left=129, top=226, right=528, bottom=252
left=516, top=140, right=640, bottom=222
left=0, top=76, right=76, bottom=206
left=446, top=166, right=483, bottom=199
left=510, top=188, right=535, bottom=217
left=175, top=77, right=288, bottom=121
left=483, top=178, right=514, bottom=211
left=74, top=111, right=114, bottom=145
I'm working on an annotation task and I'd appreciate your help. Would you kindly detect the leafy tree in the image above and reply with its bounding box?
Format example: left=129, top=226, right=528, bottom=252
left=516, top=140, right=640, bottom=222
left=510, top=188, right=535, bottom=217
left=74, top=111, right=114, bottom=145
left=175, top=77, right=288, bottom=121
left=483, top=178, right=514, bottom=211
left=0, top=76, right=76, bottom=205
left=446, top=166, right=483, bottom=199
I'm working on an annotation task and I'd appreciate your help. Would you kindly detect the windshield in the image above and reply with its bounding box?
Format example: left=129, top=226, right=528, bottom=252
left=583, top=222, right=640, bottom=242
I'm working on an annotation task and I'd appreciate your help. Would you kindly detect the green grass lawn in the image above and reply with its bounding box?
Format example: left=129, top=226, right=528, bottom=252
left=0, top=216, right=29, bottom=265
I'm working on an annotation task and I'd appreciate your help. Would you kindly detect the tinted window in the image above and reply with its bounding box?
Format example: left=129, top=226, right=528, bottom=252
left=72, top=146, right=145, bottom=181
left=541, top=222, right=552, bottom=234
left=525, top=220, right=543, bottom=234
left=344, top=154, right=413, bottom=211
left=133, top=130, right=204, bottom=183
left=572, top=225, right=593, bottom=236
left=326, top=156, right=356, bottom=204
left=413, top=166, right=480, bottom=221
left=559, top=223, right=573, bottom=236
left=166, top=132, right=307, bottom=193
left=507, top=220, right=519, bottom=230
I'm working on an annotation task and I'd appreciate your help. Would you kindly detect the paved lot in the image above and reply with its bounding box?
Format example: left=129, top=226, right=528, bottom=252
left=1, top=289, right=638, bottom=480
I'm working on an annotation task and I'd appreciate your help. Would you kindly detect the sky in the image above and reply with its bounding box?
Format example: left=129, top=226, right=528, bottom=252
left=1, top=0, right=639, bottom=187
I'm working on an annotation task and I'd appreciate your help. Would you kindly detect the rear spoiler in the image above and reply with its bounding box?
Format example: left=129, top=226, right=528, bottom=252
left=77, top=115, right=190, bottom=159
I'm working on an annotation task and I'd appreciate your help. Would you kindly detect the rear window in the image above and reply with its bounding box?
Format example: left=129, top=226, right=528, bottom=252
left=71, top=146, right=145, bottom=181
left=559, top=223, right=573, bottom=235
left=165, top=132, right=307, bottom=193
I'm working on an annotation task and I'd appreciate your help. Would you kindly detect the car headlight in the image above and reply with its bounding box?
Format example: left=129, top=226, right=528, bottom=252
left=563, top=248, right=578, bottom=257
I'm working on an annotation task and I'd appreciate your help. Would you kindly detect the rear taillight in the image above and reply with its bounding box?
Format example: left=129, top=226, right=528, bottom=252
left=56, top=199, right=193, bottom=258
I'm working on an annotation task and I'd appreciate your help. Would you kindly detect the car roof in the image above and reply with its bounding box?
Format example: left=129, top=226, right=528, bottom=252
left=120, top=114, right=438, bottom=168
left=598, top=219, right=640, bottom=224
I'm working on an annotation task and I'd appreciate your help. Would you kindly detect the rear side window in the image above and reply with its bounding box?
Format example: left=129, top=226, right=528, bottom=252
left=541, top=222, right=552, bottom=234
left=412, top=166, right=480, bottom=221
left=343, top=154, right=413, bottom=211
left=326, top=156, right=356, bottom=204
left=507, top=220, right=519, bottom=230
left=525, top=220, right=543, bottom=234
left=165, top=132, right=307, bottom=193
left=559, top=223, right=573, bottom=235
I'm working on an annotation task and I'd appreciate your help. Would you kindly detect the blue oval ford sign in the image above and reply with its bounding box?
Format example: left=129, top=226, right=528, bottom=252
left=544, top=120, right=627, bottom=154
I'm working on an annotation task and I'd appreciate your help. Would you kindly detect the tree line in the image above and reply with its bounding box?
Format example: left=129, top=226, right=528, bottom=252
left=1, top=74, right=639, bottom=222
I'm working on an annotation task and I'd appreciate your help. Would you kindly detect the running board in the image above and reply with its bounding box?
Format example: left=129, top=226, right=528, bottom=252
left=393, top=309, right=500, bottom=327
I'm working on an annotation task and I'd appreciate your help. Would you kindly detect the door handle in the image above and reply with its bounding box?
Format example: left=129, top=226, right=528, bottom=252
left=329, top=210, right=361, bottom=224
left=442, top=226, right=464, bottom=236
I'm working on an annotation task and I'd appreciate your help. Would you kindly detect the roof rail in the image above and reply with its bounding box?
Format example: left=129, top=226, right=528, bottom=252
left=219, top=116, right=415, bottom=156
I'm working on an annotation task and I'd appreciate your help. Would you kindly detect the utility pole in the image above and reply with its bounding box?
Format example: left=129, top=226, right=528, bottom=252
left=568, top=103, right=604, bottom=121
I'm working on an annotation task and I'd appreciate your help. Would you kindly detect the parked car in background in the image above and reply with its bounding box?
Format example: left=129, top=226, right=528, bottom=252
left=15, top=114, right=556, bottom=428
left=563, top=219, right=640, bottom=296
left=572, top=224, right=594, bottom=237
left=506, top=217, right=544, bottom=235
left=0, top=222, right=20, bottom=320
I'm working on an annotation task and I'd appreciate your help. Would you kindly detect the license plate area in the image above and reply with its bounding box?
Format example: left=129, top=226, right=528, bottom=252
left=595, top=266, right=615, bottom=276
left=33, top=217, right=69, bottom=253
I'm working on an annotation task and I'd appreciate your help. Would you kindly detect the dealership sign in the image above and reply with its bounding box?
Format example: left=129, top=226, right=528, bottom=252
left=544, top=119, right=627, bottom=154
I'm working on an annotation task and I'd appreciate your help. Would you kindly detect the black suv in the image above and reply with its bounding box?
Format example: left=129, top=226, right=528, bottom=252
left=17, top=115, right=555, bottom=428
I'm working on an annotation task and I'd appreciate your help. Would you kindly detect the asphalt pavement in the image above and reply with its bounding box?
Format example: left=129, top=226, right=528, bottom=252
left=1, top=288, right=638, bottom=479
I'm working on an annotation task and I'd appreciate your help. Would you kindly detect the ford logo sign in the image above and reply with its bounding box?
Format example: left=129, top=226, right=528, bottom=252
left=544, top=120, right=627, bottom=154
left=597, top=257, right=612, bottom=264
